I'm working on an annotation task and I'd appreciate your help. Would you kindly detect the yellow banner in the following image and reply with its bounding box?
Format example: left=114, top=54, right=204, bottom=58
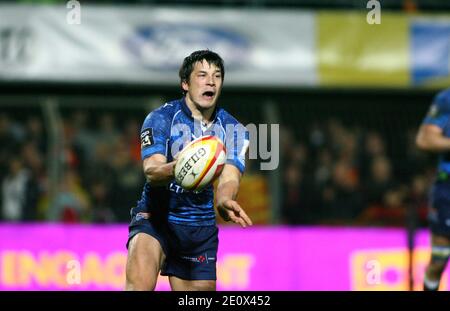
left=318, top=12, right=410, bottom=87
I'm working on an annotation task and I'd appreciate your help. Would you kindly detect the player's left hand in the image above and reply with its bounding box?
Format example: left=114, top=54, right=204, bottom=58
left=217, top=199, right=253, bottom=228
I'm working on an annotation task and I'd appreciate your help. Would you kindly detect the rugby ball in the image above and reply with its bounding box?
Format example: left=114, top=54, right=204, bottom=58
left=174, top=135, right=226, bottom=191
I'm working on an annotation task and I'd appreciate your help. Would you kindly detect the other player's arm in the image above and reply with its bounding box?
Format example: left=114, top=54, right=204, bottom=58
left=416, top=124, right=450, bottom=152
left=143, top=154, right=176, bottom=186
left=216, top=164, right=253, bottom=228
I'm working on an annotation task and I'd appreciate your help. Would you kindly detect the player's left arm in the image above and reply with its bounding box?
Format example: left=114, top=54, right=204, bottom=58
left=216, top=164, right=253, bottom=228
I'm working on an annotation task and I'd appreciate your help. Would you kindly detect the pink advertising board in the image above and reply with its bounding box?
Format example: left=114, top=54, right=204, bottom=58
left=0, top=224, right=447, bottom=290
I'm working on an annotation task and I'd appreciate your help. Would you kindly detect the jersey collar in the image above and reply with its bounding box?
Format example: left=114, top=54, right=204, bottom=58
left=180, top=97, right=219, bottom=123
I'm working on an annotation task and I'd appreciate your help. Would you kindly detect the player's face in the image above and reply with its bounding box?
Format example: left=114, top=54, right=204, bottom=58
left=183, top=60, right=223, bottom=111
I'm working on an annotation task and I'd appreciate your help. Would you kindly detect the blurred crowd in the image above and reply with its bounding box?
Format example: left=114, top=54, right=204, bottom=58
left=0, top=109, right=435, bottom=227
left=280, top=118, right=434, bottom=227
left=0, top=111, right=145, bottom=223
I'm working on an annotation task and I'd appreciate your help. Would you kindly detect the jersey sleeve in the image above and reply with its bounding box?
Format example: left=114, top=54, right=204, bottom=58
left=140, top=109, right=170, bottom=160
left=422, top=91, right=450, bottom=129
left=225, top=122, right=249, bottom=174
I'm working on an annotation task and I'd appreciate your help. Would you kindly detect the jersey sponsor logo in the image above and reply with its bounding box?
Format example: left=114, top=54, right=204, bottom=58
left=141, top=128, right=154, bottom=148
left=168, top=182, right=186, bottom=193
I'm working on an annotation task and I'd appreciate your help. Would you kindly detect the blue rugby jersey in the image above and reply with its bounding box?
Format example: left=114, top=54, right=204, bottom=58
left=422, top=88, right=450, bottom=173
left=137, top=97, right=249, bottom=226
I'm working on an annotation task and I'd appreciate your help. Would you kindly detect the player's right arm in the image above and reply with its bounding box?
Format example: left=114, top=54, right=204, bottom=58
left=140, top=107, right=176, bottom=186
left=416, top=124, right=450, bottom=152
left=143, top=154, right=176, bottom=186
left=416, top=91, right=450, bottom=152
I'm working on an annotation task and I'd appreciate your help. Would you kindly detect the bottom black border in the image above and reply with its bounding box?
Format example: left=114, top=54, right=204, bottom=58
left=2, top=291, right=449, bottom=308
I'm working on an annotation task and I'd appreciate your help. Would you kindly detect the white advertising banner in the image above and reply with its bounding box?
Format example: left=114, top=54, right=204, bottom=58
left=0, top=5, right=317, bottom=87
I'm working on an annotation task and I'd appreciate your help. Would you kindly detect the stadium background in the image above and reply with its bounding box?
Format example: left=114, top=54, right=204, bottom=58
left=0, top=0, right=449, bottom=290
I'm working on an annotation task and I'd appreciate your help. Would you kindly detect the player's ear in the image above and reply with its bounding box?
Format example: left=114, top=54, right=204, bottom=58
left=181, top=80, right=189, bottom=92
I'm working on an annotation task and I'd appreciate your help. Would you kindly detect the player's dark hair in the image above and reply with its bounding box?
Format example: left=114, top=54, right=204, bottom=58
left=179, top=50, right=225, bottom=95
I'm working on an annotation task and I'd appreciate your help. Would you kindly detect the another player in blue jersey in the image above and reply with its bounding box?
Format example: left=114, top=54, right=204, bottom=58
left=416, top=88, right=450, bottom=291
left=125, top=50, right=253, bottom=291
